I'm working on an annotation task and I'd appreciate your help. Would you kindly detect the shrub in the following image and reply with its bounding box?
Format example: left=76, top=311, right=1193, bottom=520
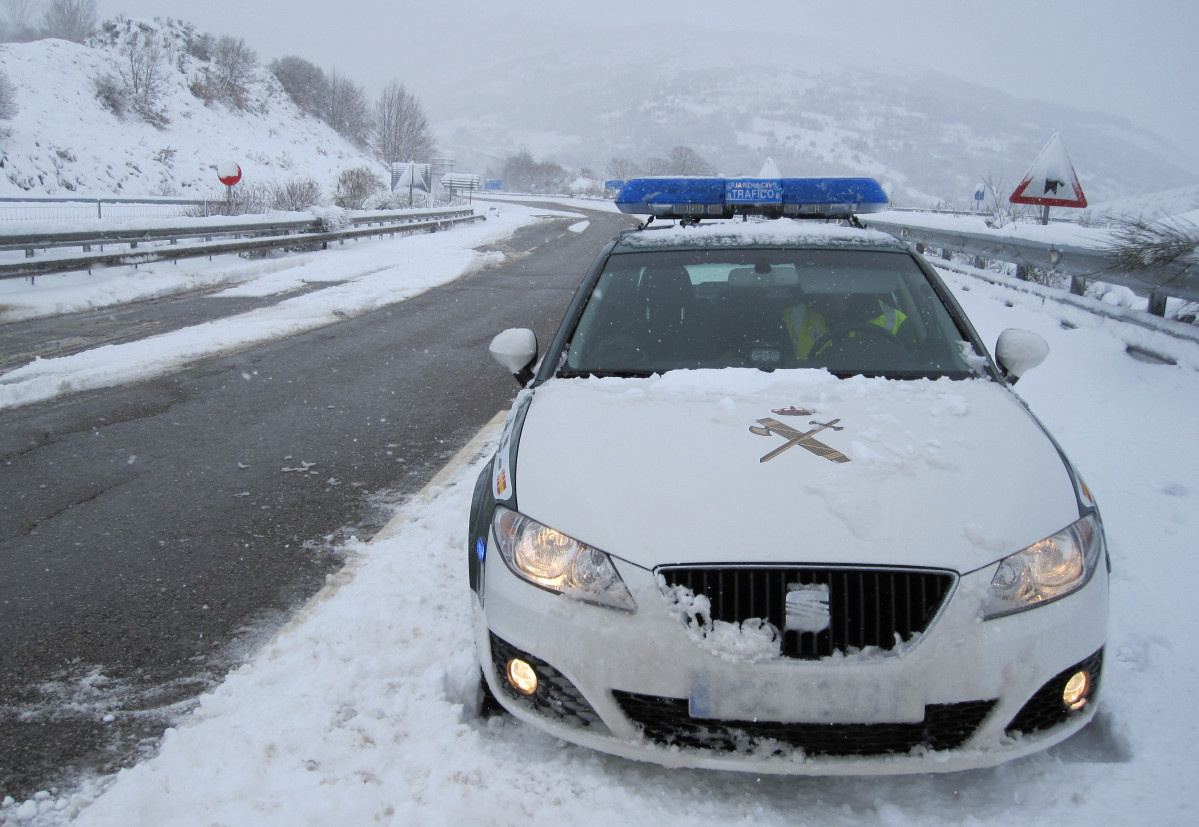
left=333, top=166, right=382, bottom=209
left=270, top=177, right=323, bottom=211
left=0, top=69, right=18, bottom=121
left=184, top=30, right=213, bottom=62
left=93, top=71, right=127, bottom=117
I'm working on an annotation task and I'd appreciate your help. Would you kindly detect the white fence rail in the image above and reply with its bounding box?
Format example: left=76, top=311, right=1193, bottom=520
left=0, top=207, right=481, bottom=281
left=0, top=196, right=216, bottom=222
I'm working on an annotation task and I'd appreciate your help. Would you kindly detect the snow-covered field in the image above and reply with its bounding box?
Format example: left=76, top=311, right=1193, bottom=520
left=3, top=201, right=1198, bottom=825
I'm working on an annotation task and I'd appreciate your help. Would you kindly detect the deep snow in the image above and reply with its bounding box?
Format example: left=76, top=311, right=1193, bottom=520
left=2, top=198, right=1198, bottom=825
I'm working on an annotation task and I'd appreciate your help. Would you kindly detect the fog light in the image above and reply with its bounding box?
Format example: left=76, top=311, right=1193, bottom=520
left=1062, top=670, right=1092, bottom=711
left=506, top=658, right=538, bottom=696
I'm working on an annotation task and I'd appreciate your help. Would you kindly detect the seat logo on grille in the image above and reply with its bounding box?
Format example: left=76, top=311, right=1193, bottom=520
left=785, top=583, right=831, bottom=633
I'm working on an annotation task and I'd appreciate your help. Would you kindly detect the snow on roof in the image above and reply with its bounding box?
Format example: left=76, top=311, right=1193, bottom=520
left=614, top=219, right=907, bottom=251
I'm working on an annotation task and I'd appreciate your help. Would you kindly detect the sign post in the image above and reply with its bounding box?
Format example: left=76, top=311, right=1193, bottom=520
left=218, top=161, right=242, bottom=215
left=1009, top=134, right=1087, bottom=225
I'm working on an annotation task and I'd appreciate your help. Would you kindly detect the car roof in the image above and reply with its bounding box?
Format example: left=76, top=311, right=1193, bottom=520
left=611, top=220, right=911, bottom=254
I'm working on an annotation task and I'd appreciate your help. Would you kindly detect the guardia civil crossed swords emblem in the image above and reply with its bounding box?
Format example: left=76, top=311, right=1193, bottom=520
left=749, top=406, right=851, bottom=464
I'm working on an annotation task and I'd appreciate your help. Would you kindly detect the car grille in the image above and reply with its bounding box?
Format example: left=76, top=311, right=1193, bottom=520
left=613, top=691, right=996, bottom=757
left=659, top=565, right=956, bottom=659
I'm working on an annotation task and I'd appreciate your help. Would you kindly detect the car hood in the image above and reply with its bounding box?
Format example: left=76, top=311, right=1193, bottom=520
left=511, top=370, right=1079, bottom=573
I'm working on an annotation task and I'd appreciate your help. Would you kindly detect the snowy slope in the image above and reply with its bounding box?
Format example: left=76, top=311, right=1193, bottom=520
left=0, top=22, right=379, bottom=199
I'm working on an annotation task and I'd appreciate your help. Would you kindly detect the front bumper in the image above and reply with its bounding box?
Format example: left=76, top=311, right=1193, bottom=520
left=474, top=535, right=1108, bottom=775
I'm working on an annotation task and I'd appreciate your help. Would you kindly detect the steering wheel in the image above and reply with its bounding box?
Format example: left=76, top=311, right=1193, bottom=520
left=810, top=322, right=908, bottom=357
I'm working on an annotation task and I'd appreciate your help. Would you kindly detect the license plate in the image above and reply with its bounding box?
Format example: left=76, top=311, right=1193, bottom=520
left=689, top=670, right=925, bottom=724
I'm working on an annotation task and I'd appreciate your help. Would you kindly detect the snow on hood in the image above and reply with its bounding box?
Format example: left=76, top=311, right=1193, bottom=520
left=513, top=370, right=1078, bottom=573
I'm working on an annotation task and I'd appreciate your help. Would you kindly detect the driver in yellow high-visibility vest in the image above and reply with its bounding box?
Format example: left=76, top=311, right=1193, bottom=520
left=784, top=294, right=907, bottom=359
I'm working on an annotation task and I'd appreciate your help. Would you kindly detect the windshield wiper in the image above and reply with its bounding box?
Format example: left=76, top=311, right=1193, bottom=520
left=556, top=368, right=659, bottom=379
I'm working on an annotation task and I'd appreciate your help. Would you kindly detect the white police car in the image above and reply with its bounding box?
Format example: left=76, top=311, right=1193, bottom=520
left=467, top=176, right=1108, bottom=774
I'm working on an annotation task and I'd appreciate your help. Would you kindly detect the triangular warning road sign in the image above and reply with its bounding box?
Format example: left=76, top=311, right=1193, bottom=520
left=1010, top=134, right=1087, bottom=207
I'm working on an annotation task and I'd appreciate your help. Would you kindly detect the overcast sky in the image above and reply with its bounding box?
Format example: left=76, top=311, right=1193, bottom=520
left=105, top=0, right=1199, bottom=159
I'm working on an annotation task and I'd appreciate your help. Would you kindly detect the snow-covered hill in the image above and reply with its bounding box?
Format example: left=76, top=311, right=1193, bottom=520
left=425, top=23, right=1199, bottom=207
left=0, top=20, right=381, bottom=199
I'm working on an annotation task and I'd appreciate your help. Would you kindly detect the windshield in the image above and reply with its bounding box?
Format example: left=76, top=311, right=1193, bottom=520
left=562, top=247, right=978, bottom=379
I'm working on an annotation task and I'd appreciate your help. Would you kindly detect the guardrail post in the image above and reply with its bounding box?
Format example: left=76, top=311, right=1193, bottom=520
left=96, top=200, right=103, bottom=220
left=1148, top=291, right=1168, bottom=317
left=1070, top=276, right=1087, bottom=296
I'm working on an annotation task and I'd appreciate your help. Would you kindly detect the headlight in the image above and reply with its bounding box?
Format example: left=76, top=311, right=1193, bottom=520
left=982, top=513, right=1104, bottom=620
left=492, top=506, right=636, bottom=612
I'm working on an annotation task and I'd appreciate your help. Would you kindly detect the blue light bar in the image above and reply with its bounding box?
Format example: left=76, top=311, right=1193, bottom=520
left=615, top=177, right=727, bottom=218
left=615, top=176, right=889, bottom=220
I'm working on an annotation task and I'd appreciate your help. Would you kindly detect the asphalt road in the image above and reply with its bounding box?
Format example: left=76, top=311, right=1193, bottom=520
left=0, top=202, right=635, bottom=801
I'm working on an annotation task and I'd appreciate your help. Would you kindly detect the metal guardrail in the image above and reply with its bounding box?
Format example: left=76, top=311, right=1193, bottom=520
left=931, top=256, right=1199, bottom=351
left=0, top=208, right=480, bottom=280
left=864, top=214, right=1199, bottom=312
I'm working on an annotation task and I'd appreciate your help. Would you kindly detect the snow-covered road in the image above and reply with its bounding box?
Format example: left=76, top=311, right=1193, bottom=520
left=3, top=203, right=1198, bottom=825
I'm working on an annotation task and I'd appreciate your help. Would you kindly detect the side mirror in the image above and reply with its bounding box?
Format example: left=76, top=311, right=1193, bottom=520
left=994, top=329, right=1049, bottom=383
left=490, top=328, right=538, bottom=386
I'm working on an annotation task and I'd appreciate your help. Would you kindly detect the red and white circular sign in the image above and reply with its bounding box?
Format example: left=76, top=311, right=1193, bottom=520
left=217, top=162, right=242, bottom=186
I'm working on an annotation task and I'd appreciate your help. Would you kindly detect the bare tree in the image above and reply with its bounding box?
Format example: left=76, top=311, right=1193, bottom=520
left=502, top=149, right=568, bottom=194
left=321, top=68, right=370, bottom=146
left=606, top=157, right=641, bottom=181
left=978, top=173, right=1031, bottom=228
left=2, top=0, right=37, bottom=40
left=270, top=55, right=326, bottom=116
left=209, top=35, right=257, bottom=109
left=374, top=81, right=435, bottom=164
left=2, top=0, right=35, bottom=28
left=42, top=0, right=95, bottom=43
left=641, top=156, right=671, bottom=176
left=666, top=145, right=715, bottom=176
left=119, top=27, right=168, bottom=127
